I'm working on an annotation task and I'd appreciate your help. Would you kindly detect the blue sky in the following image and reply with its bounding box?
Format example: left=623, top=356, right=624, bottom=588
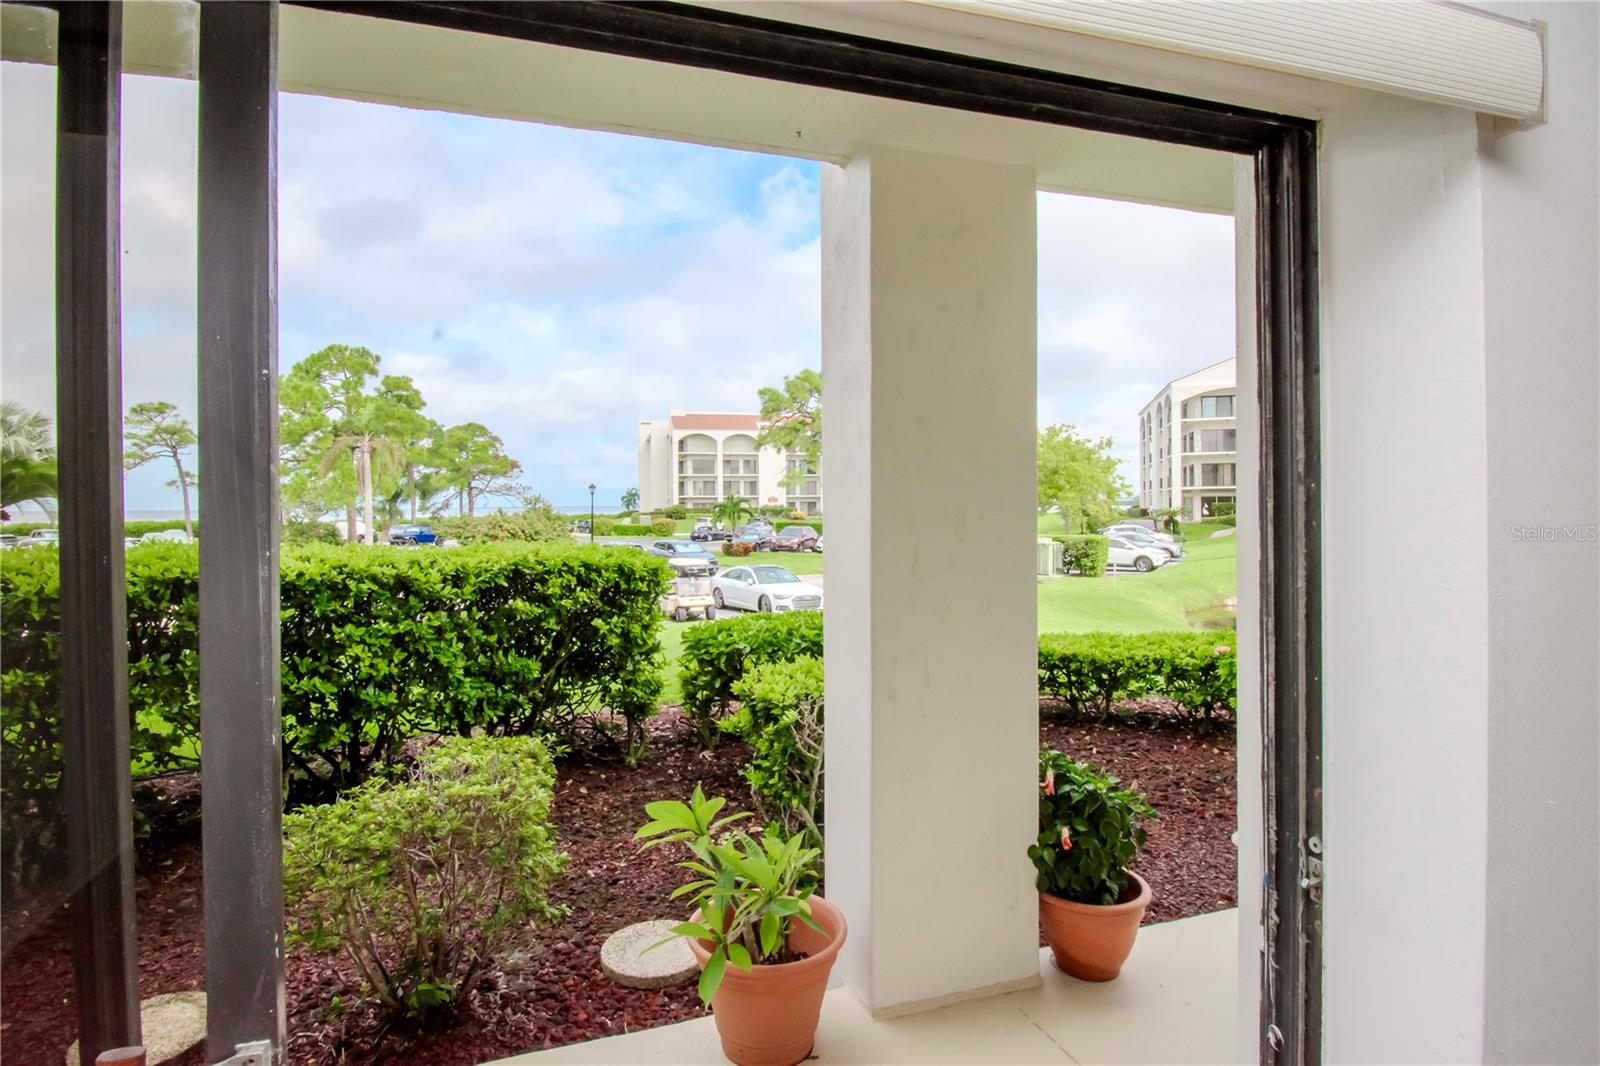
left=1, top=66, right=1234, bottom=515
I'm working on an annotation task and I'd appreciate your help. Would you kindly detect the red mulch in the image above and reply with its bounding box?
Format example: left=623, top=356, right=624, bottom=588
left=2, top=705, right=1234, bottom=1065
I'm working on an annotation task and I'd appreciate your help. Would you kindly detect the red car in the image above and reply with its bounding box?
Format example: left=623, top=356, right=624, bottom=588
left=770, top=525, right=820, bottom=552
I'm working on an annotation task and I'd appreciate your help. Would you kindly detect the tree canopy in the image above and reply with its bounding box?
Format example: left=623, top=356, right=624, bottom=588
left=124, top=400, right=198, bottom=536
left=279, top=345, right=530, bottom=538
left=1036, top=424, right=1127, bottom=533
left=756, top=368, right=821, bottom=487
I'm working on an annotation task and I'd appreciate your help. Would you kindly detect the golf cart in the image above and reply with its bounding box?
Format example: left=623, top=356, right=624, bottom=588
left=661, top=573, right=717, bottom=622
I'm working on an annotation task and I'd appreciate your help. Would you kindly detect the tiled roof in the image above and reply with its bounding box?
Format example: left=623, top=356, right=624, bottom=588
left=670, top=413, right=761, bottom=431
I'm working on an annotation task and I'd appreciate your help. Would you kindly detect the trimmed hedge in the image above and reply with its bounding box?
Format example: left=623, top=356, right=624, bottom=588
left=429, top=510, right=570, bottom=544
left=721, top=540, right=754, bottom=557
left=676, top=610, right=823, bottom=745
left=1038, top=630, right=1237, bottom=722
left=0, top=542, right=668, bottom=893
left=1054, top=534, right=1109, bottom=576
left=724, top=656, right=825, bottom=851
left=280, top=543, right=668, bottom=790
left=605, top=522, right=671, bottom=537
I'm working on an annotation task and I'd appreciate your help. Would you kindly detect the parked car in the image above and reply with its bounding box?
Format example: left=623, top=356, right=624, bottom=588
left=813, top=534, right=824, bottom=554
left=140, top=528, right=194, bottom=544
left=734, top=524, right=773, bottom=551
left=1105, top=535, right=1167, bottom=573
left=1105, top=522, right=1182, bottom=546
left=771, top=525, right=820, bottom=552
left=1103, top=527, right=1183, bottom=560
left=691, top=519, right=732, bottom=542
left=0, top=533, right=17, bottom=549
left=19, top=528, right=60, bottom=547
left=711, top=564, right=824, bottom=613
left=647, top=539, right=719, bottom=576
left=387, top=523, right=438, bottom=546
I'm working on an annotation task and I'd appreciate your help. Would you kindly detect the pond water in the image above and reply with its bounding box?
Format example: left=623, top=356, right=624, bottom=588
left=1187, top=604, right=1238, bottom=630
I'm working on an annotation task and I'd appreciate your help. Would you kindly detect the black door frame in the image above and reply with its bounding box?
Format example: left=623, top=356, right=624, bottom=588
left=36, top=1, right=1322, bottom=1062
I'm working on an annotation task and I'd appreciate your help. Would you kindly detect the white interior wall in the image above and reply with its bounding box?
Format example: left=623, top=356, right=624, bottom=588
left=1318, top=95, right=1492, bottom=1065
left=1476, top=5, right=1600, bottom=1063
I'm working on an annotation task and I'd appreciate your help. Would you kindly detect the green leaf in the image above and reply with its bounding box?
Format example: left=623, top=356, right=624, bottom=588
left=698, top=947, right=727, bottom=1005
left=760, top=911, right=781, bottom=957
left=726, top=943, right=753, bottom=971
left=669, top=921, right=715, bottom=941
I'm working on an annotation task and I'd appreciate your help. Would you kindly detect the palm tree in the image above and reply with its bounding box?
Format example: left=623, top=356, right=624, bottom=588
left=711, top=493, right=752, bottom=531
left=620, top=486, right=640, bottom=514
left=1, top=401, right=52, bottom=460
left=1, top=402, right=57, bottom=520
left=321, top=430, right=403, bottom=544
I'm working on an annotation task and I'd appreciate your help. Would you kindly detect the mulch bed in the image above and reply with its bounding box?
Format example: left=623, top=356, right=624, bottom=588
left=1, top=705, right=1234, bottom=1066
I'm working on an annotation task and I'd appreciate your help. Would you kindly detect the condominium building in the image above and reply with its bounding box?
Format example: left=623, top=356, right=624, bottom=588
left=637, top=412, right=822, bottom=514
left=1137, top=357, right=1237, bottom=520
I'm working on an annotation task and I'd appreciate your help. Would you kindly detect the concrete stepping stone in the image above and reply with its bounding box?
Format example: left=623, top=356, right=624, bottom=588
left=66, top=990, right=206, bottom=1066
left=600, top=920, right=700, bottom=989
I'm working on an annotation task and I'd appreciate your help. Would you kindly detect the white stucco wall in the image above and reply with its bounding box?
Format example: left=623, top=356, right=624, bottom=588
left=1319, top=93, right=1493, bottom=1065
left=823, top=145, right=1040, bottom=1015
left=1477, top=5, right=1600, bottom=1063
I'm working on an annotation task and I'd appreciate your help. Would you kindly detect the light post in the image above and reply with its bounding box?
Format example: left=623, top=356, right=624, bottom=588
left=588, top=483, right=597, bottom=543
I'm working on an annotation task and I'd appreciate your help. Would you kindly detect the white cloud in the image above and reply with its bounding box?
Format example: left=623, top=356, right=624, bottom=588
left=2, top=68, right=1232, bottom=512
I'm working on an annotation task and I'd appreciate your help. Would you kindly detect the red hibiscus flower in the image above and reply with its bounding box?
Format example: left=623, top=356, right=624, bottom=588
left=1060, top=826, right=1072, bottom=851
left=1042, top=768, right=1055, bottom=796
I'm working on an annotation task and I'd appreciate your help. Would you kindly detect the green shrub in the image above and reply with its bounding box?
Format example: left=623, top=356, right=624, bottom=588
left=726, top=656, right=824, bottom=851
left=591, top=516, right=616, bottom=537
left=282, top=519, right=342, bottom=545
left=1037, top=632, right=1155, bottom=719
left=1, top=543, right=667, bottom=890
left=722, top=540, right=754, bottom=557
left=284, top=736, right=567, bottom=1018
left=1031, top=748, right=1155, bottom=905
left=649, top=517, right=676, bottom=536
left=1037, top=630, right=1238, bottom=722
left=1, top=544, right=201, bottom=893
left=677, top=612, right=823, bottom=746
left=1054, top=534, right=1109, bottom=577
left=430, top=510, right=570, bottom=544
left=1211, top=500, right=1236, bottom=519
left=661, top=505, right=688, bottom=520
left=1150, top=633, right=1238, bottom=720
left=281, top=543, right=668, bottom=791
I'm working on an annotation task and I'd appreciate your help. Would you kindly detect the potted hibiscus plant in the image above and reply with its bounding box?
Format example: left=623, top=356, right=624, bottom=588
left=637, top=786, right=846, bottom=1066
left=1030, top=747, right=1157, bottom=981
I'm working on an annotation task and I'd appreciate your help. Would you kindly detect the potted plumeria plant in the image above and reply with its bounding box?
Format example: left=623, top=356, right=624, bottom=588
left=1030, top=747, right=1157, bottom=981
left=637, top=786, right=846, bottom=1066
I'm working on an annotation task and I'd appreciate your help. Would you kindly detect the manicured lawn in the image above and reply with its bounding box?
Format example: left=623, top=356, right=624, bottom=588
left=1038, top=528, right=1236, bottom=633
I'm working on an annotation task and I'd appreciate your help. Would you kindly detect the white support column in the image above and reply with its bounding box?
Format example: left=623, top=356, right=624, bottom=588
left=822, top=146, right=1040, bottom=1016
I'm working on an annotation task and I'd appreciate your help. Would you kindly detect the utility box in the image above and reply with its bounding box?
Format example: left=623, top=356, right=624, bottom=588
left=1036, top=538, right=1062, bottom=576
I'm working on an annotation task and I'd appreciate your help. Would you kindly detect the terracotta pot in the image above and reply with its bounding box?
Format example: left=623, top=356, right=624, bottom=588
left=1038, top=871, right=1151, bottom=981
left=686, top=895, right=847, bottom=1066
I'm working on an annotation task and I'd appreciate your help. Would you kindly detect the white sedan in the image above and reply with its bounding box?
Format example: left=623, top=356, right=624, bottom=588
left=711, top=564, right=824, bottom=613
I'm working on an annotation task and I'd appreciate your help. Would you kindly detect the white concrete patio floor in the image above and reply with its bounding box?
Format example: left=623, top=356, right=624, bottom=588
left=494, top=908, right=1239, bottom=1065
